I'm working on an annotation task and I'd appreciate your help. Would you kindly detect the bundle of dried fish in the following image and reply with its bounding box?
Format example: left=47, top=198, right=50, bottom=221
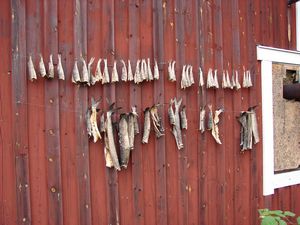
left=88, top=57, right=96, bottom=85
left=238, top=106, right=259, bottom=151
left=199, top=107, right=206, bottom=133
left=142, top=107, right=151, bottom=144
left=72, top=61, right=81, bottom=84
left=28, top=55, right=37, bottom=81
left=150, top=104, right=164, bottom=138
left=147, top=58, right=153, bottom=81
left=198, top=67, right=204, bottom=87
left=102, top=59, right=110, bottom=84
left=81, top=56, right=89, bottom=84
left=57, top=54, right=65, bottom=80
left=211, top=108, right=223, bottom=144
left=121, top=60, right=128, bottom=82
left=95, top=59, right=103, bottom=83
left=111, top=61, right=119, bottom=83
left=128, top=60, right=134, bottom=81
left=168, top=61, right=176, bottom=82
left=134, top=60, right=142, bottom=84
left=206, top=68, right=214, bottom=88
left=86, top=97, right=101, bottom=143
left=141, top=59, right=148, bottom=81
left=119, top=113, right=131, bottom=168
left=39, top=55, right=47, bottom=77
left=168, top=98, right=184, bottom=150
left=242, top=70, right=253, bottom=88
left=180, top=106, right=188, bottom=129
left=103, top=103, right=121, bottom=170
left=48, top=54, right=55, bottom=79
left=154, top=60, right=159, bottom=80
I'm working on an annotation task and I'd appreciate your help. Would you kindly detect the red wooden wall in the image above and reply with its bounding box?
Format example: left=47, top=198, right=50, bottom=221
left=1, top=1, right=300, bottom=225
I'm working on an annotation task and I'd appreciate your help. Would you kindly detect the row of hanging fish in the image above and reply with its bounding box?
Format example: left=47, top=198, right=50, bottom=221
left=237, top=106, right=260, bottom=151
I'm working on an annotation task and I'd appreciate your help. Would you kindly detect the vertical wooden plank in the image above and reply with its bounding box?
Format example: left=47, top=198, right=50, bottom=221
left=163, top=1, right=179, bottom=225
left=43, top=0, right=64, bottom=224
left=73, top=0, right=92, bottom=224
left=153, top=1, right=167, bottom=225
left=11, top=0, right=32, bottom=224
left=0, top=1, right=17, bottom=225
left=102, top=1, right=120, bottom=225
left=58, top=1, right=80, bottom=225
left=128, top=1, right=144, bottom=224
left=87, top=0, right=108, bottom=224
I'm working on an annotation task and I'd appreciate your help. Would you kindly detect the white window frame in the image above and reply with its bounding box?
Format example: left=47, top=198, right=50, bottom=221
left=257, top=45, right=300, bottom=196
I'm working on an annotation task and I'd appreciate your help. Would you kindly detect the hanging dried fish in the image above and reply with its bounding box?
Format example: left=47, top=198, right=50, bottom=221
left=102, top=59, right=110, bottom=84
left=28, top=55, right=37, bottom=81
left=104, top=103, right=121, bottom=170
left=88, top=57, right=96, bottom=85
left=199, top=67, right=204, bottom=87
left=250, top=107, right=259, bottom=144
left=247, top=70, right=253, bottom=87
left=99, top=113, right=105, bottom=133
left=222, top=70, right=227, bottom=88
left=81, top=56, right=89, bottom=84
left=111, top=61, right=119, bottom=83
left=39, top=54, right=47, bottom=77
left=87, top=97, right=101, bottom=143
left=207, top=104, right=213, bottom=130
left=235, top=70, right=241, bottom=90
left=48, top=54, right=55, bottom=79
left=104, top=136, right=114, bottom=168
left=206, top=68, right=214, bottom=88
left=140, top=59, right=148, bottom=81
left=188, top=65, right=194, bottom=85
left=168, top=61, right=176, bottom=82
left=154, top=60, right=159, bottom=80
left=72, top=60, right=81, bottom=84
left=128, top=107, right=139, bottom=150
left=95, top=58, right=103, bottom=83
left=180, top=105, right=188, bottom=130
left=181, top=65, right=188, bottom=89
left=132, top=106, right=139, bottom=135
left=199, top=107, right=206, bottom=133
left=211, top=108, right=223, bottom=144
left=168, top=99, right=176, bottom=125
left=242, top=69, right=247, bottom=88
left=134, top=59, right=142, bottom=84
left=147, top=58, right=153, bottom=81
left=150, top=104, right=164, bottom=138
left=57, top=54, right=65, bottom=80
left=213, top=69, right=219, bottom=89
left=170, top=98, right=184, bottom=150
left=121, top=60, right=128, bottom=82
left=226, top=70, right=232, bottom=89
left=119, top=113, right=131, bottom=168
left=128, top=60, right=134, bottom=81
left=142, top=107, right=151, bottom=144
left=238, top=112, right=249, bottom=150
left=231, top=70, right=236, bottom=89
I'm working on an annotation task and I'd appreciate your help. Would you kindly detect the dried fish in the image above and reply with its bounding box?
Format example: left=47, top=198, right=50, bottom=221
left=247, top=70, right=253, bottom=87
left=102, top=59, right=110, bottom=84
left=231, top=71, right=236, bottom=89
left=242, top=69, right=247, bottom=88
left=199, top=67, right=204, bottom=87
left=188, top=65, right=194, bottom=85
left=132, top=106, right=139, bottom=135
left=142, top=107, right=151, bottom=144
left=206, top=68, right=214, bottom=88
left=127, top=60, right=134, bottom=81
left=81, top=56, right=89, bottom=84
left=39, top=54, right=47, bottom=77
left=88, top=57, right=95, bottom=85
left=86, top=109, right=92, bottom=137
left=250, top=107, right=259, bottom=144
left=104, top=136, right=114, bottom=168
left=171, top=98, right=184, bottom=150
left=88, top=98, right=101, bottom=143
left=238, top=112, right=249, bottom=150
left=207, top=104, right=213, bottom=130
left=181, top=65, right=187, bottom=89
left=72, top=60, right=81, bottom=84
left=128, top=112, right=135, bottom=150
left=134, top=60, right=141, bottom=84
left=111, top=61, right=119, bottom=83
left=104, top=104, right=121, bottom=170
left=150, top=104, right=164, bottom=138
left=57, top=54, right=65, bottom=80
left=199, top=107, right=206, bottom=133
left=222, top=70, right=227, bottom=88
left=100, top=113, right=105, bottom=133
left=147, top=58, right=153, bottom=81
left=48, top=54, right=55, bottom=79
left=95, top=59, right=103, bottom=83
left=180, top=106, right=188, bottom=130
left=211, top=108, right=223, bottom=144
left=119, top=113, right=131, bottom=168
left=213, top=69, right=219, bottom=88
left=226, top=70, right=232, bottom=89
left=168, top=99, right=176, bottom=125
left=235, top=70, right=241, bottom=90
left=141, top=59, right=148, bottom=81
left=154, top=60, right=159, bottom=80
left=121, top=60, right=127, bottom=82
left=168, top=61, right=176, bottom=82
left=28, top=55, right=37, bottom=81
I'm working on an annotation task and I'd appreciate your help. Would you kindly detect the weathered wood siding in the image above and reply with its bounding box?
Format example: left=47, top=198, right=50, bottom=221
left=1, top=1, right=300, bottom=225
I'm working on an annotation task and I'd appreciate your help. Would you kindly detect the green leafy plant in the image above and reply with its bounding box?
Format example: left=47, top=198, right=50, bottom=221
left=258, top=209, right=300, bottom=225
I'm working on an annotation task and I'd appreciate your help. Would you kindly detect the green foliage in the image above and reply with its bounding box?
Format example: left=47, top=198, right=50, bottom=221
left=258, top=209, right=300, bottom=225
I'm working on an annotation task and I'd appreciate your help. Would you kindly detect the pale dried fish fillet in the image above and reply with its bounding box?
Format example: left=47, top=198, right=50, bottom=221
left=235, top=70, right=241, bottom=90
left=188, top=65, right=194, bottom=85
left=111, top=61, right=119, bottom=83
left=154, top=60, right=159, bottom=80
left=95, top=59, right=103, bottom=83
left=57, top=54, right=65, bottom=80
left=102, top=58, right=110, bottom=84
left=81, top=56, right=89, bottom=84
left=213, top=69, right=219, bottom=89
left=72, top=61, right=81, bottom=84
left=121, top=60, right=128, bottom=82
left=142, top=107, right=151, bottom=144
left=247, top=70, right=253, bottom=87
left=168, top=99, right=176, bottom=125
left=48, top=54, right=54, bottom=79
left=180, top=106, right=188, bottom=130
left=28, top=55, right=37, bottom=81
left=119, top=113, right=131, bottom=168
left=206, top=68, right=214, bottom=88
left=88, top=98, right=101, bottom=143
left=88, top=57, right=95, bottom=85
left=147, top=58, right=153, bottom=81
left=226, top=70, right=232, bottom=89
left=211, top=108, right=223, bottom=144
left=168, top=61, right=176, bottom=82
left=134, top=59, right=141, bottom=84
left=181, top=65, right=187, bottom=89
left=141, top=59, right=148, bottom=81
left=172, top=98, right=183, bottom=149
left=39, top=54, right=47, bottom=77
left=198, top=67, right=204, bottom=87
left=150, top=104, right=164, bottom=138
left=199, top=107, right=205, bottom=133
left=222, top=70, right=227, bottom=88
left=242, top=69, right=247, bottom=88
